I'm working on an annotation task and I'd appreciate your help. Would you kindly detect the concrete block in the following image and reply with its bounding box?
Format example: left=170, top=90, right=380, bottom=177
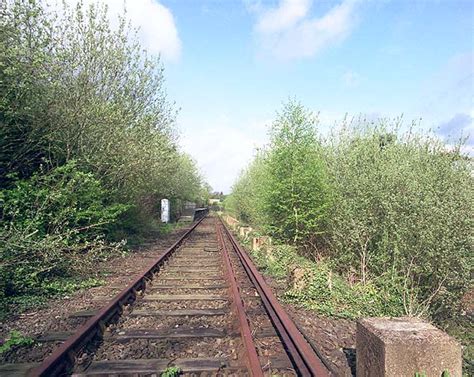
left=239, top=226, right=252, bottom=239
left=252, top=236, right=271, bottom=251
left=224, top=215, right=239, bottom=229
left=356, top=317, right=462, bottom=377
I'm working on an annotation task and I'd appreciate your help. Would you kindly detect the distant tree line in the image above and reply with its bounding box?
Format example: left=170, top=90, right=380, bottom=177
left=0, top=0, right=209, bottom=313
left=226, top=101, right=473, bottom=321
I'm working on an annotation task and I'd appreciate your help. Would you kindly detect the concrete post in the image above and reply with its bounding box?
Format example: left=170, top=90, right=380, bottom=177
left=239, top=226, right=252, bottom=240
left=252, top=236, right=271, bottom=251
left=356, top=317, right=462, bottom=377
left=160, top=198, right=170, bottom=223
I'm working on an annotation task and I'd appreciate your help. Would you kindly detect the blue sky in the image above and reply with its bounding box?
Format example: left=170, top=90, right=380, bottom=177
left=71, top=0, right=474, bottom=192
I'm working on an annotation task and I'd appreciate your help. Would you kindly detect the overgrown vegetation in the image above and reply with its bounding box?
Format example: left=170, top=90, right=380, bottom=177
left=0, top=331, right=34, bottom=354
left=226, top=101, right=473, bottom=323
left=0, top=0, right=208, bottom=316
left=261, top=104, right=331, bottom=248
left=161, top=366, right=181, bottom=377
left=247, top=241, right=403, bottom=318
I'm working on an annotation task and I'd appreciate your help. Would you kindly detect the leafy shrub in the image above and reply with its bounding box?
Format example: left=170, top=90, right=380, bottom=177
left=229, top=101, right=332, bottom=252
left=0, top=0, right=207, bottom=214
left=325, top=122, right=473, bottom=318
left=161, top=366, right=181, bottom=377
left=261, top=101, right=332, bottom=250
left=229, top=103, right=473, bottom=320
left=248, top=240, right=402, bottom=318
left=257, top=244, right=307, bottom=278
left=0, top=331, right=34, bottom=354
left=40, top=277, right=105, bottom=295
left=285, top=265, right=404, bottom=318
left=224, top=155, right=268, bottom=226
left=0, top=0, right=209, bottom=315
left=0, top=162, right=127, bottom=300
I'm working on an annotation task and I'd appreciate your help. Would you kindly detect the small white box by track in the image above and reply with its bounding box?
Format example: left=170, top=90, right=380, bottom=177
left=161, top=198, right=170, bottom=223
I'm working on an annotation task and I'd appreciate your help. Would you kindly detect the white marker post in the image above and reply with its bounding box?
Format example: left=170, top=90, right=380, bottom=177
left=161, top=199, right=170, bottom=223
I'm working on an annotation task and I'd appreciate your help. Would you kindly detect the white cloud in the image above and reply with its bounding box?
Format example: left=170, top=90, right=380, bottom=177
left=59, top=0, right=181, bottom=61
left=180, top=115, right=269, bottom=193
left=251, top=0, right=360, bottom=61
left=416, top=52, right=473, bottom=156
left=342, top=70, right=361, bottom=87
left=437, top=113, right=474, bottom=156
left=256, top=0, right=311, bottom=33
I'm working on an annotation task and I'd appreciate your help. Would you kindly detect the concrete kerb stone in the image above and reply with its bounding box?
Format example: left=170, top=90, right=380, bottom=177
left=252, top=236, right=272, bottom=252
left=356, top=316, right=462, bottom=377
left=224, top=214, right=239, bottom=230
left=238, top=226, right=253, bottom=241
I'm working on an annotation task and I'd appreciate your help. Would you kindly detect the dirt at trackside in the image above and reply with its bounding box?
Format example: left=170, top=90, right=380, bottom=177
left=1, top=223, right=357, bottom=375
left=262, top=274, right=356, bottom=376
left=0, top=226, right=190, bottom=363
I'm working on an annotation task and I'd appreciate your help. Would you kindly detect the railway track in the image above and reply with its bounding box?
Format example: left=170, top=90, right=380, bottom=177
left=3, top=215, right=331, bottom=376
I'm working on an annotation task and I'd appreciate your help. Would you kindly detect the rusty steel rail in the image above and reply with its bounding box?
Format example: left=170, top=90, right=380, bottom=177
left=29, top=217, right=206, bottom=377
left=220, top=218, right=332, bottom=377
left=216, top=221, right=264, bottom=377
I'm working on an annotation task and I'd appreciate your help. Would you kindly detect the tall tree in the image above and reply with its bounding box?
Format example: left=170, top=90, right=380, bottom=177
left=263, top=101, right=331, bottom=251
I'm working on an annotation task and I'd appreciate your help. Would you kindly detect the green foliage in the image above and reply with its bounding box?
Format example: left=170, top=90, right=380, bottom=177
left=249, top=242, right=402, bottom=318
left=263, top=101, right=331, bottom=249
left=228, top=102, right=473, bottom=321
left=161, top=366, right=181, bottom=377
left=0, top=0, right=208, bottom=314
left=224, top=154, right=267, bottom=225
left=0, top=295, right=45, bottom=319
left=40, top=277, right=104, bottom=295
left=0, top=162, right=126, bottom=301
left=285, top=265, right=403, bottom=319
left=325, top=121, right=473, bottom=318
left=0, top=331, right=34, bottom=354
left=1, top=0, right=207, bottom=203
left=228, top=101, right=332, bottom=251
left=0, top=277, right=103, bottom=320
left=441, top=316, right=473, bottom=375
left=1, top=161, right=127, bottom=239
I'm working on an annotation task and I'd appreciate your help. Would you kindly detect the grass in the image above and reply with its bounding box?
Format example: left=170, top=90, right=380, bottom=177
left=161, top=366, right=181, bottom=377
left=241, top=237, right=403, bottom=319
left=119, top=218, right=186, bottom=248
left=0, top=277, right=105, bottom=320
left=235, top=225, right=473, bottom=375
left=0, top=331, right=34, bottom=354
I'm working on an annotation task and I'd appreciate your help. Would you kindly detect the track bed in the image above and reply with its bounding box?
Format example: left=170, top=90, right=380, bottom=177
left=1, top=216, right=330, bottom=376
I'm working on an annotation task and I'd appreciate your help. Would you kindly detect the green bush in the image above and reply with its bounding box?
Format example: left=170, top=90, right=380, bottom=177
left=0, top=162, right=127, bottom=300
left=161, top=366, right=181, bottom=377
left=325, top=122, right=473, bottom=318
left=229, top=101, right=332, bottom=252
left=0, top=331, right=34, bottom=354
left=285, top=265, right=404, bottom=318
left=0, top=0, right=209, bottom=314
left=248, top=241, right=402, bottom=318
left=263, top=101, right=332, bottom=250
left=0, top=0, right=207, bottom=210
left=224, top=155, right=267, bottom=225
left=228, top=103, right=473, bottom=320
